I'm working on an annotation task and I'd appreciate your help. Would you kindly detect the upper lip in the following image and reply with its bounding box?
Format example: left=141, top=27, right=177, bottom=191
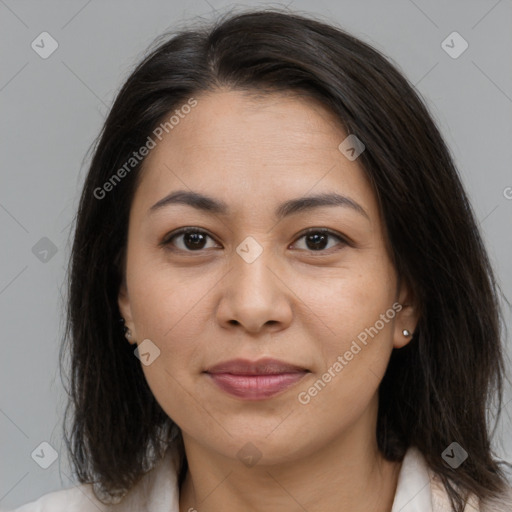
left=205, top=358, right=308, bottom=375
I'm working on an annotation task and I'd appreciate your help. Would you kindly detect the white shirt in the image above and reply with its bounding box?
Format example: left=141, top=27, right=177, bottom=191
left=6, top=445, right=511, bottom=511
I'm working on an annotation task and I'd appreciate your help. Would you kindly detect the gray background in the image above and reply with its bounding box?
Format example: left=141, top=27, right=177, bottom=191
left=1, top=0, right=511, bottom=509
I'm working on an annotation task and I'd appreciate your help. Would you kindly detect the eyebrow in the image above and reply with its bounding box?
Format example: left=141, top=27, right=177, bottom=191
left=148, top=190, right=369, bottom=220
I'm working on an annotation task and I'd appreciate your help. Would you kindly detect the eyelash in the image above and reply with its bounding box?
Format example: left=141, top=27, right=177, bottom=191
left=160, top=227, right=351, bottom=255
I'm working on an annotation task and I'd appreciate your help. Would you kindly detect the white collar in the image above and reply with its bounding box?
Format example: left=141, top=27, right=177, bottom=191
left=391, top=446, right=433, bottom=511
left=135, top=444, right=434, bottom=512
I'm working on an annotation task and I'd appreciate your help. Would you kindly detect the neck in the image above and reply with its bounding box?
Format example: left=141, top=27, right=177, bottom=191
left=178, top=401, right=402, bottom=512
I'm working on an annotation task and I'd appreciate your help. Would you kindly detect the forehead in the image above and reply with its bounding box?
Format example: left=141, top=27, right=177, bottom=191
left=131, top=89, right=378, bottom=224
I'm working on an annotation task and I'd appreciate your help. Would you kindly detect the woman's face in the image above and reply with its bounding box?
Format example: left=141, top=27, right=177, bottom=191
left=119, top=89, right=416, bottom=464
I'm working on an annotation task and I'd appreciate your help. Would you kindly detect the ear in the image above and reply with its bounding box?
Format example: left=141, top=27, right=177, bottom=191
left=118, top=279, right=137, bottom=345
left=393, top=279, right=419, bottom=349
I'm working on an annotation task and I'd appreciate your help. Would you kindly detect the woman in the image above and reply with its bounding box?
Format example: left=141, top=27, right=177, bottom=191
left=10, top=7, right=512, bottom=512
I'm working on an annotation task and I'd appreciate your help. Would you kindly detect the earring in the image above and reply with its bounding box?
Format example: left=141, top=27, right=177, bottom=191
left=402, top=329, right=411, bottom=337
left=120, top=317, right=132, bottom=339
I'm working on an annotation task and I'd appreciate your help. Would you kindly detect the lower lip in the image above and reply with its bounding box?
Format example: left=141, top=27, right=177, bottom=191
left=207, top=372, right=307, bottom=400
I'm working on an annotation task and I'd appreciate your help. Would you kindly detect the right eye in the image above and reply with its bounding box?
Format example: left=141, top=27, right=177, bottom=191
left=161, top=227, right=220, bottom=252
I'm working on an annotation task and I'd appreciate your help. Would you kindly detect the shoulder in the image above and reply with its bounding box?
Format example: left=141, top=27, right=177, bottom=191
left=4, top=484, right=103, bottom=512
left=427, top=457, right=512, bottom=512
left=5, top=444, right=182, bottom=512
left=394, top=446, right=512, bottom=512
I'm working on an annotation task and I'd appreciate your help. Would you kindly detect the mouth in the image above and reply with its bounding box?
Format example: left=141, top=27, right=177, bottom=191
left=204, top=358, right=310, bottom=400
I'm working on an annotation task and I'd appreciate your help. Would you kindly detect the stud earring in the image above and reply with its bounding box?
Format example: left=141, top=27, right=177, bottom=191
left=120, top=317, right=133, bottom=340
left=402, top=329, right=411, bottom=337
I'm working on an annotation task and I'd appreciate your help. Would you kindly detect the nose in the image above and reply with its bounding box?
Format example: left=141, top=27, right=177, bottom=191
left=215, top=244, right=293, bottom=334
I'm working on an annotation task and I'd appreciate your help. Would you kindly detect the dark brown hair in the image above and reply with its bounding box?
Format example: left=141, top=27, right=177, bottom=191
left=61, top=7, right=512, bottom=510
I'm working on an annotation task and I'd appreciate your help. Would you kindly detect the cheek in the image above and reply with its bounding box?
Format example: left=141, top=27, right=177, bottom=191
left=296, top=252, right=396, bottom=338
left=296, top=254, right=397, bottom=392
left=127, top=270, right=212, bottom=428
left=127, top=246, right=216, bottom=338
left=125, top=252, right=215, bottom=392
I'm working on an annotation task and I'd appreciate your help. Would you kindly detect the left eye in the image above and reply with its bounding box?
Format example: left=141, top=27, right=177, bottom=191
left=293, top=229, right=347, bottom=252
left=162, top=228, right=347, bottom=253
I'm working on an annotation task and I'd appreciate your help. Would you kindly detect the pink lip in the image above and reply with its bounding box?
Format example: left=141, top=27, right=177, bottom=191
left=205, top=358, right=309, bottom=400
